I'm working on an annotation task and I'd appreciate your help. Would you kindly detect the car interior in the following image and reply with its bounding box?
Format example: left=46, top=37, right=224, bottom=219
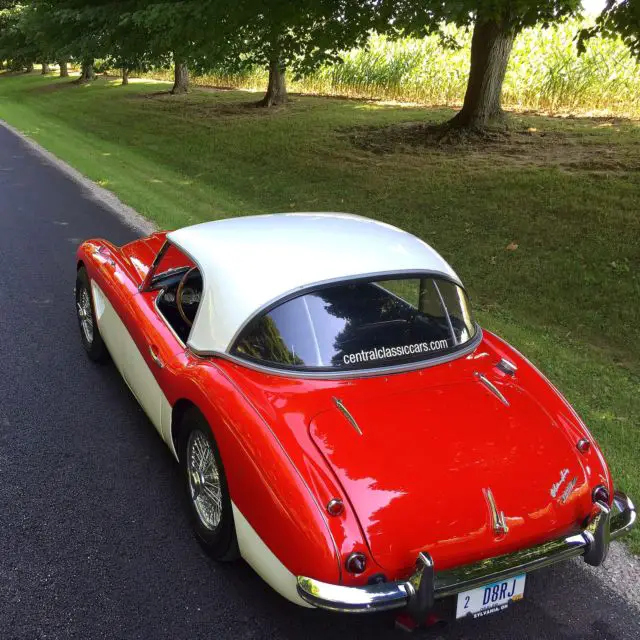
left=152, top=267, right=203, bottom=343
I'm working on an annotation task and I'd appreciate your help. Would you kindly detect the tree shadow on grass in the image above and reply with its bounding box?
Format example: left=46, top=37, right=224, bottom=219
left=132, top=89, right=308, bottom=119
left=341, top=118, right=640, bottom=175
left=26, top=79, right=89, bottom=94
left=517, top=109, right=638, bottom=125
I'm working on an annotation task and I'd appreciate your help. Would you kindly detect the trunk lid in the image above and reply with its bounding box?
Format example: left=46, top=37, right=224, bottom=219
left=309, top=374, right=593, bottom=573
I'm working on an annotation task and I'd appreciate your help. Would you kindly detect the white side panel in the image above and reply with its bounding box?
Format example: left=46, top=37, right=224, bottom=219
left=124, top=336, right=164, bottom=432
left=232, top=503, right=313, bottom=608
left=92, top=282, right=171, bottom=444
left=91, top=282, right=129, bottom=381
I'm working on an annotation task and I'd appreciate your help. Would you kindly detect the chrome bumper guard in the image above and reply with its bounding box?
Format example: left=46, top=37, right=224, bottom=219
left=296, top=491, right=636, bottom=617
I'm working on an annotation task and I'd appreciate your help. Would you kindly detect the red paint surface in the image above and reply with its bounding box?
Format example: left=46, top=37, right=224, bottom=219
left=77, top=234, right=613, bottom=587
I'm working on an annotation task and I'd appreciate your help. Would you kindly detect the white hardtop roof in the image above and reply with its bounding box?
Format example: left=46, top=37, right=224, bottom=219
left=167, top=213, right=461, bottom=354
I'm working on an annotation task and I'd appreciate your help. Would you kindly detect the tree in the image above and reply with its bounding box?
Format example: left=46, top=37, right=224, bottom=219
left=17, top=0, right=153, bottom=88
left=0, top=2, right=41, bottom=72
left=78, top=57, right=95, bottom=82
left=125, top=2, right=200, bottom=94
left=171, top=54, right=188, bottom=93
left=394, top=1, right=582, bottom=130
left=192, top=0, right=384, bottom=107
left=16, top=1, right=99, bottom=81
left=87, top=2, right=163, bottom=87
left=36, top=0, right=185, bottom=91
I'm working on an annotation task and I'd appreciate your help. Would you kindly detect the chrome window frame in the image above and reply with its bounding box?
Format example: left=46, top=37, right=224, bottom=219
left=206, top=331, right=482, bottom=380
left=139, top=240, right=170, bottom=292
left=140, top=239, right=201, bottom=348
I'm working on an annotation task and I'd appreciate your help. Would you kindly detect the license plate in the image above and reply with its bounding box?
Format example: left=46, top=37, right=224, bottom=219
left=456, top=574, right=526, bottom=619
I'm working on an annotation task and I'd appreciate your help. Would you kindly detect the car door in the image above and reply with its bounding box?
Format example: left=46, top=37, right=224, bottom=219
left=90, top=244, right=190, bottom=450
left=123, top=286, right=188, bottom=448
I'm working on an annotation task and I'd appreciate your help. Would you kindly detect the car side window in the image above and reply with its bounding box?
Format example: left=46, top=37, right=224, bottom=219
left=152, top=245, right=203, bottom=343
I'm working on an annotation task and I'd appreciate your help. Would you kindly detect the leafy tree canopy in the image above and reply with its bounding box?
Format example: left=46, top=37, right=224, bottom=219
left=594, top=0, right=640, bottom=58
left=392, top=0, right=583, bottom=36
left=0, top=3, right=44, bottom=68
left=193, top=0, right=385, bottom=76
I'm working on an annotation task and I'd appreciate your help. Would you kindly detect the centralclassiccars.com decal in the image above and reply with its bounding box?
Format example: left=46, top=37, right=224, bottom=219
left=342, top=340, right=450, bottom=365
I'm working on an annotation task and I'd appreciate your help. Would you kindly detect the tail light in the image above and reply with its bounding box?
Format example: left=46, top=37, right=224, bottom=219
left=577, top=439, right=591, bottom=454
left=326, top=498, right=344, bottom=517
left=593, top=485, right=610, bottom=505
left=345, top=552, right=367, bottom=574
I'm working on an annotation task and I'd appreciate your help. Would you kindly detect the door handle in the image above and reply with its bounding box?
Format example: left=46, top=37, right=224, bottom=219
left=148, top=345, right=165, bottom=369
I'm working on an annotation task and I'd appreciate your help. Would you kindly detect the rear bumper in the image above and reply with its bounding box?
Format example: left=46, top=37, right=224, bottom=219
left=296, top=491, right=636, bottom=616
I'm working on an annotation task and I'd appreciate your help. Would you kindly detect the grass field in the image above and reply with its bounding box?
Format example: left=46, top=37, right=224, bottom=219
left=155, top=20, right=640, bottom=117
left=1, top=72, right=638, bottom=551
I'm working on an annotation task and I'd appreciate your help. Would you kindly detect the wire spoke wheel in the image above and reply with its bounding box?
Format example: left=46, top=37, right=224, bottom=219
left=77, top=286, right=94, bottom=344
left=187, top=430, right=223, bottom=531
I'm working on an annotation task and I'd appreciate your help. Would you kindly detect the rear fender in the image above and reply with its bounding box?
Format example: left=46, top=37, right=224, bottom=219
left=167, top=360, right=343, bottom=586
left=483, top=330, right=612, bottom=495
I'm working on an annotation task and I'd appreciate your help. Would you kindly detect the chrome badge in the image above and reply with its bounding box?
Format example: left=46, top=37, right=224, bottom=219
left=483, top=488, right=509, bottom=536
left=550, top=468, right=577, bottom=503
left=550, top=468, right=570, bottom=498
left=559, top=477, right=578, bottom=504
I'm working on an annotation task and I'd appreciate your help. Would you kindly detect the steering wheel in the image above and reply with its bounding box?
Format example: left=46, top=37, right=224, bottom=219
left=176, top=267, right=199, bottom=327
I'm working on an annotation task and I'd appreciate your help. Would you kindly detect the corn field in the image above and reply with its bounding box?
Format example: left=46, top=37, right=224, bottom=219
left=149, top=19, right=640, bottom=116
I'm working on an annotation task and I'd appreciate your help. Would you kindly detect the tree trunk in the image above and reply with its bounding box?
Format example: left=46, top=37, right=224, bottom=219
left=41, top=62, right=50, bottom=74
left=78, top=60, right=95, bottom=84
left=448, top=18, right=515, bottom=130
left=122, top=68, right=129, bottom=85
left=171, top=60, right=188, bottom=94
left=25, top=61, right=34, bottom=73
left=258, top=59, right=287, bottom=107
left=59, top=61, right=68, bottom=78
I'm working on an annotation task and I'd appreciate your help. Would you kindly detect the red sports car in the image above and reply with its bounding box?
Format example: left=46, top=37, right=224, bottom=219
left=75, top=213, right=635, bottom=623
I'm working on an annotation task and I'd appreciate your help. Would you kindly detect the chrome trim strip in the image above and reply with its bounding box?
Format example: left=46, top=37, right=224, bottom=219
left=474, top=371, right=509, bottom=406
left=163, top=243, right=210, bottom=358
left=296, top=491, right=636, bottom=614
left=333, top=397, right=363, bottom=436
left=302, top=296, right=323, bottom=366
left=139, top=240, right=169, bottom=292
left=153, top=290, right=187, bottom=349
left=483, top=487, right=509, bottom=536
left=432, top=280, right=458, bottom=346
left=191, top=327, right=483, bottom=381
left=496, top=358, right=517, bottom=375
left=148, top=345, right=165, bottom=369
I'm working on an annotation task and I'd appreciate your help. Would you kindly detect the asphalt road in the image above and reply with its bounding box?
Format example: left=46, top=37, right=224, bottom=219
left=0, top=122, right=638, bottom=640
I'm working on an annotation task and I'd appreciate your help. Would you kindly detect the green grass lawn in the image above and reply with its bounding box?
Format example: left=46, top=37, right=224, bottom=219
left=1, top=72, right=638, bottom=551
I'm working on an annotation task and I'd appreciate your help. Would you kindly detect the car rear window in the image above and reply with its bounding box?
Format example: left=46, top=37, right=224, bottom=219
left=231, top=277, right=477, bottom=371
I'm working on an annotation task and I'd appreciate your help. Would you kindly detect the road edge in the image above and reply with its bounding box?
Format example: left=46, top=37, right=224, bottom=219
left=578, top=538, right=640, bottom=610
left=0, top=119, right=156, bottom=236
